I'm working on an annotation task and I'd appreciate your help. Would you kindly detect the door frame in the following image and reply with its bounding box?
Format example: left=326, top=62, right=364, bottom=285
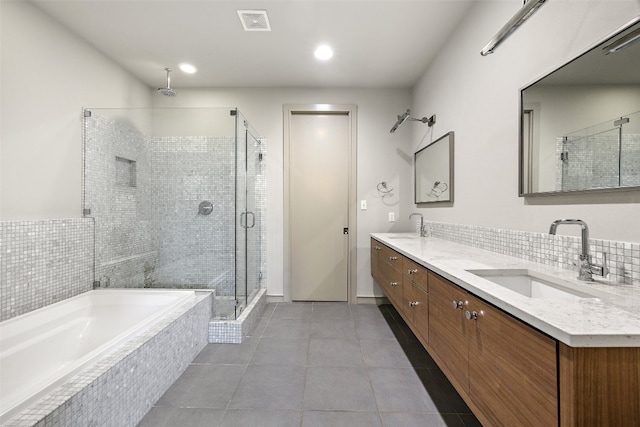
left=283, top=104, right=357, bottom=303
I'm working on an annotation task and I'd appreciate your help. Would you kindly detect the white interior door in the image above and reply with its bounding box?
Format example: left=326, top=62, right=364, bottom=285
left=290, top=112, right=350, bottom=301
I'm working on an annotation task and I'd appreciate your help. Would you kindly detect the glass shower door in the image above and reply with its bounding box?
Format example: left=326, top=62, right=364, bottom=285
left=234, top=113, right=262, bottom=317
left=244, top=130, right=262, bottom=310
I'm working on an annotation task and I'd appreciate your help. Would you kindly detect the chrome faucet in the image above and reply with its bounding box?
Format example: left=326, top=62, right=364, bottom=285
left=409, top=213, right=427, bottom=237
left=549, top=219, right=608, bottom=281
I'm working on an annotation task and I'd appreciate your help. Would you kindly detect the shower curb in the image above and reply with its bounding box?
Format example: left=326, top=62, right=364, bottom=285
left=208, top=287, right=266, bottom=343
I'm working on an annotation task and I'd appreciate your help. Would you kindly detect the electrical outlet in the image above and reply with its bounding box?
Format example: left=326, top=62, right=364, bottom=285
left=388, top=212, right=395, bottom=222
left=360, top=200, right=367, bottom=210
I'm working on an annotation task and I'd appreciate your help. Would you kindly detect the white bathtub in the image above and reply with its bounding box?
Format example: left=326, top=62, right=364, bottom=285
left=0, top=289, right=195, bottom=424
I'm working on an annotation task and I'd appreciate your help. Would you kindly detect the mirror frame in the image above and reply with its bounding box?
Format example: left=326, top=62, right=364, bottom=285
left=519, top=16, right=640, bottom=197
left=414, top=131, right=454, bottom=204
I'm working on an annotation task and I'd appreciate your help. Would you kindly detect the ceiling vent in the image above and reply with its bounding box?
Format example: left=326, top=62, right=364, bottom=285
left=237, top=10, right=271, bottom=32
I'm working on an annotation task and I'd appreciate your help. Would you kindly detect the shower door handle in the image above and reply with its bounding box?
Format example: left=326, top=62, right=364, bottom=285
left=246, top=212, right=255, bottom=229
left=240, top=212, right=255, bottom=229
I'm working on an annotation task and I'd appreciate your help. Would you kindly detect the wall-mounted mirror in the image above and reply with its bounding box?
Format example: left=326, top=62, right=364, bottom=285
left=520, top=17, right=640, bottom=196
left=415, top=131, right=454, bottom=203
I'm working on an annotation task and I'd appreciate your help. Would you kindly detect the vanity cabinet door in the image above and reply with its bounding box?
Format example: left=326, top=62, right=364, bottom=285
left=371, top=239, right=402, bottom=304
left=559, top=345, right=640, bottom=426
left=370, top=238, right=383, bottom=284
left=410, top=283, right=429, bottom=344
left=402, top=257, right=429, bottom=345
left=466, top=296, right=558, bottom=427
left=401, top=276, right=415, bottom=322
left=428, top=272, right=469, bottom=393
left=380, top=244, right=402, bottom=270
left=379, top=257, right=402, bottom=305
left=403, top=257, right=428, bottom=286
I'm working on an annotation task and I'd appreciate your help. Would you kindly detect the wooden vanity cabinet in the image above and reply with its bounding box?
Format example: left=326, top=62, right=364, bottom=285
left=371, top=238, right=403, bottom=306
left=371, top=238, right=429, bottom=344
left=559, top=345, right=640, bottom=426
left=379, top=258, right=402, bottom=306
left=429, top=271, right=558, bottom=427
left=467, top=296, right=558, bottom=427
left=370, top=238, right=382, bottom=284
left=401, top=257, right=429, bottom=345
left=371, top=237, right=640, bottom=427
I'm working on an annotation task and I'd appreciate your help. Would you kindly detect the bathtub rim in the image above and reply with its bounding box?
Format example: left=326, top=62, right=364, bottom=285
left=1, top=289, right=212, bottom=426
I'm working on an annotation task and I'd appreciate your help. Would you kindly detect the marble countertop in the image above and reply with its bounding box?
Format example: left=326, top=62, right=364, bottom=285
left=371, top=233, right=640, bottom=347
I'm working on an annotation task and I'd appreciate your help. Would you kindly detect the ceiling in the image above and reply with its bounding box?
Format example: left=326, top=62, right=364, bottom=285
left=32, top=0, right=476, bottom=90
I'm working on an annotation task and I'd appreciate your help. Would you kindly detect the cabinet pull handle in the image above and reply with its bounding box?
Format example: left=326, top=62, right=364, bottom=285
left=408, top=268, right=418, bottom=275
left=374, top=246, right=381, bottom=251
left=390, top=282, right=398, bottom=287
left=409, top=301, right=420, bottom=307
left=390, top=256, right=398, bottom=261
left=465, top=310, right=478, bottom=321
left=452, top=300, right=463, bottom=309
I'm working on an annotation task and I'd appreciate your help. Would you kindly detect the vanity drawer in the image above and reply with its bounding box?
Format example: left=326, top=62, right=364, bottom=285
left=379, top=259, right=403, bottom=304
left=380, top=245, right=402, bottom=270
left=403, top=257, right=428, bottom=291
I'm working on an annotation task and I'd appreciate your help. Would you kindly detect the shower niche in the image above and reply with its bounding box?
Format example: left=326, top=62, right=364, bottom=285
left=83, top=107, right=266, bottom=321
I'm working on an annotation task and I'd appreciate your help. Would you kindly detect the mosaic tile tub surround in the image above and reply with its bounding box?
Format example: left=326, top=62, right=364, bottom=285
left=423, top=221, right=640, bottom=287
left=4, top=292, right=212, bottom=427
left=0, top=219, right=94, bottom=322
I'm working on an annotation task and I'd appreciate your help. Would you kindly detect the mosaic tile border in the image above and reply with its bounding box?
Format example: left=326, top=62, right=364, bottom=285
left=424, top=221, right=640, bottom=286
left=5, top=292, right=212, bottom=427
left=0, top=219, right=94, bottom=322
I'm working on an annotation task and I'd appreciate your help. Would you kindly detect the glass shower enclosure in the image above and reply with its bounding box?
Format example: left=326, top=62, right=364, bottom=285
left=82, top=107, right=265, bottom=320
left=558, top=111, right=640, bottom=191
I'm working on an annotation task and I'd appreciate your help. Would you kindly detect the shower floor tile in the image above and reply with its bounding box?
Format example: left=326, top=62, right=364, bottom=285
left=137, top=302, right=480, bottom=427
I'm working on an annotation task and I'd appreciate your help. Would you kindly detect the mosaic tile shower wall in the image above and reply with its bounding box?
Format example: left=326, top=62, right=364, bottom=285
left=84, top=114, right=156, bottom=289
left=555, top=122, right=640, bottom=191
left=149, top=135, right=235, bottom=293
left=0, top=219, right=94, bottom=321
left=83, top=111, right=267, bottom=315
left=425, top=221, right=640, bottom=287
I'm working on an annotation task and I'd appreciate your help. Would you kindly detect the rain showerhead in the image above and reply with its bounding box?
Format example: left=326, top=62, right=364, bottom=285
left=390, top=109, right=411, bottom=133
left=158, top=68, right=177, bottom=97
left=390, top=109, right=436, bottom=133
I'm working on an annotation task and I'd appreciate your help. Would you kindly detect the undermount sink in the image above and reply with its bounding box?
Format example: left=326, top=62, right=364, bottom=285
left=385, top=234, right=419, bottom=240
left=466, top=269, right=604, bottom=300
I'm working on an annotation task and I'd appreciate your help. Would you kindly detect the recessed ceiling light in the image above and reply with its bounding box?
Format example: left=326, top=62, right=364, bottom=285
left=179, top=63, right=197, bottom=74
left=314, top=45, right=333, bottom=61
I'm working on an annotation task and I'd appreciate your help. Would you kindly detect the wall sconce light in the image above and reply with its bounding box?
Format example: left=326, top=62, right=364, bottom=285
left=480, top=0, right=546, bottom=56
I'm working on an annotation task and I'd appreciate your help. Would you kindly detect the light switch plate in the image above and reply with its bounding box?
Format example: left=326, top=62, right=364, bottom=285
left=360, top=200, right=367, bottom=210
left=388, top=212, right=395, bottom=222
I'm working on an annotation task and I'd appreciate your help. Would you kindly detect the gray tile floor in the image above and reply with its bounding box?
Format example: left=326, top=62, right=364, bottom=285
left=138, top=303, right=482, bottom=427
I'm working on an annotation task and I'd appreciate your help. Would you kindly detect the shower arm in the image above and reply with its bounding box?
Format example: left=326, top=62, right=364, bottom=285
left=408, top=115, right=436, bottom=126
left=390, top=109, right=436, bottom=133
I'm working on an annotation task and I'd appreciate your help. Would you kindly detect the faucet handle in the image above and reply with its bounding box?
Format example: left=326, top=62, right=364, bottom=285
left=601, top=251, right=609, bottom=277
left=589, top=251, right=609, bottom=278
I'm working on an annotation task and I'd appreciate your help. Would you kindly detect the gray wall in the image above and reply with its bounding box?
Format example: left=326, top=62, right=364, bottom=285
left=410, top=0, right=640, bottom=243
left=0, top=1, right=152, bottom=220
